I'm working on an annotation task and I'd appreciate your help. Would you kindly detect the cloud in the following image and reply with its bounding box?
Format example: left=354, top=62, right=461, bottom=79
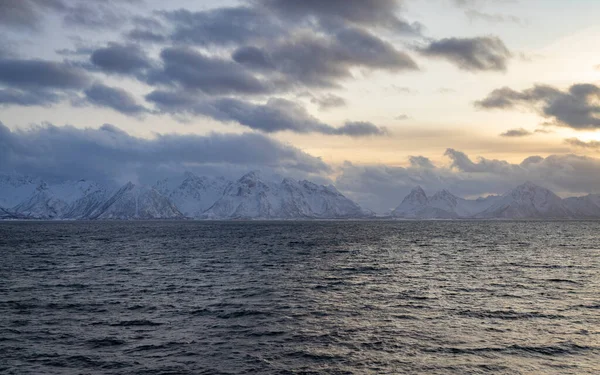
left=147, top=47, right=271, bottom=95
left=0, top=57, right=89, bottom=107
left=409, top=155, right=435, bottom=168
left=476, top=83, right=600, bottom=129
left=500, top=128, right=532, bottom=137
left=233, top=28, right=418, bottom=88
left=0, top=0, right=142, bottom=31
left=565, top=138, right=600, bottom=149
left=0, top=0, right=66, bottom=31
left=310, top=94, right=346, bottom=110
left=0, top=58, right=89, bottom=90
left=146, top=92, right=386, bottom=136
left=256, top=0, right=422, bottom=35
left=0, top=121, right=330, bottom=184
left=396, top=114, right=411, bottom=120
left=337, top=149, right=600, bottom=212
left=0, top=89, right=62, bottom=107
left=158, top=7, right=285, bottom=46
left=84, top=83, right=147, bottom=116
left=465, top=10, right=523, bottom=25
left=420, top=36, right=511, bottom=72
left=90, top=43, right=152, bottom=75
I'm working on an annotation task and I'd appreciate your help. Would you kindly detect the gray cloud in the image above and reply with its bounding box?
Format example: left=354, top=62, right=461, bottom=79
left=232, top=46, right=276, bottom=71
left=90, top=43, right=152, bottom=75
left=409, top=155, right=435, bottom=169
left=476, top=83, right=600, bottom=129
left=337, top=149, right=600, bottom=212
left=233, top=28, right=418, bottom=88
left=0, top=0, right=66, bottom=31
left=310, top=94, right=346, bottom=110
left=255, top=0, right=422, bottom=35
left=146, top=91, right=386, bottom=136
left=84, top=83, right=147, bottom=116
left=0, top=89, right=62, bottom=107
left=0, top=121, right=330, bottom=184
left=0, top=57, right=89, bottom=107
left=0, top=0, right=142, bottom=31
left=396, top=114, right=411, bottom=120
left=0, top=58, right=89, bottom=90
left=148, top=47, right=271, bottom=95
left=465, top=9, right=523, bottom=25
left=420, top=36, right=511, bottom=72
left=500, top=128, right=532, bottom=137
left=565, top=138, right=600, bottom=149
left=158, top=7, right=285, bottom=46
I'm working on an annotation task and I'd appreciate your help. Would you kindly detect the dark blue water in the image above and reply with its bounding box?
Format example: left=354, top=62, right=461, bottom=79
left=0, top=221, right=599, bottom=374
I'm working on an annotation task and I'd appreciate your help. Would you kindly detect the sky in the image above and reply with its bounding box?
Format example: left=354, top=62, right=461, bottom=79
left=1, top=0, right=600, bottom=213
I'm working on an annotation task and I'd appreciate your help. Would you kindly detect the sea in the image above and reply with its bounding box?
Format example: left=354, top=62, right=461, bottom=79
left=0, top=220, right=599, bottom=374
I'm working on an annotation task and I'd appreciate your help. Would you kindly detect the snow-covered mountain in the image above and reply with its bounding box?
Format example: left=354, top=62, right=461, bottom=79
left=392, top=187, right=499, bottom=219
left=563, top=194, right=600, bottom=218
left=0, top=174, right=40, bottom=210
left=154, top=172, right=231, bottom=218
left=14, top=180, right=107, bottom=219
left=476, top=182, right=572, bottom=219
left=90, top=182, right=184, bottom=220
left=4, top=172, right=600, bottom=220
left=203, top=171, right=370, bottom=219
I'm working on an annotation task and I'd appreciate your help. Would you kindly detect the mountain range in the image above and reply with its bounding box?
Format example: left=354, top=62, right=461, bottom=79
left=0, top=171, right=371, bottom=220
left=1, top=173, right=600, bottom=220
left=392, top=182, right=600, bottom=219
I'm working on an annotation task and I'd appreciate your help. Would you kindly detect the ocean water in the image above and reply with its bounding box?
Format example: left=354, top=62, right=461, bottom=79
left=0, top=221, right=599, bottom=375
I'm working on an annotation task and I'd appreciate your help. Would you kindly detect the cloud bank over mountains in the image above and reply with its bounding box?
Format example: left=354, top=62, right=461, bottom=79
left=3, top=121, right=600, bottom=213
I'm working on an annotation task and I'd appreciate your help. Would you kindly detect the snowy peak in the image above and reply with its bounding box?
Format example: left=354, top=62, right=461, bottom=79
left=157, top=172, right=231, bottom=218
left=477, top=182, right=571, bottom=219
left=91, top=182, right=184, bottom=220
left=203, top=174, right=368, bottom=219
left=404, top=186, right=428, bottom=205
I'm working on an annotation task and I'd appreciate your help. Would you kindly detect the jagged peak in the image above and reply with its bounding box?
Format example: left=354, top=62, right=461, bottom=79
left=432, top=189, right=455, bottom=198
left=239, top=170, right=262, bottom=182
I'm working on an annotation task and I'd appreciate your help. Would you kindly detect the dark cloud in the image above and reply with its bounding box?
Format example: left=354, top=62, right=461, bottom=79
left=255, top=0, right=422, bottom=35
left=146, top=92, right=386, bottom=136
left=0, top=58, right=89, bottom=89
left=90, top=43, right=151, bottom=75
left=565, top=138, right=600, bottom=149
left=148, top=47, right=271, bottom=95
left=234, top=28, right=418, bottom=88
left=0, top=57, right=88, bottom=107
left=159, top=7, right=285, bottom=46
left=0, top=121, right=330, bottom=184
left=500, top=128, right=532, bottom=137
left=232, top=46, right=276, bottom=71
left=84, top=83, right=147, bottom=116
left=211, top=98, right=386, bottom=136
left=476, top=83, right=600, bottom=129
left=420, top=36, right=511, bottom=72
left=337, top=149, right=600, bottom=212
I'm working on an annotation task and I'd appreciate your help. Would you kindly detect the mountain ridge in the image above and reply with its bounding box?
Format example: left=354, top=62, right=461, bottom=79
left=2, top=176, right=600, bottom=220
